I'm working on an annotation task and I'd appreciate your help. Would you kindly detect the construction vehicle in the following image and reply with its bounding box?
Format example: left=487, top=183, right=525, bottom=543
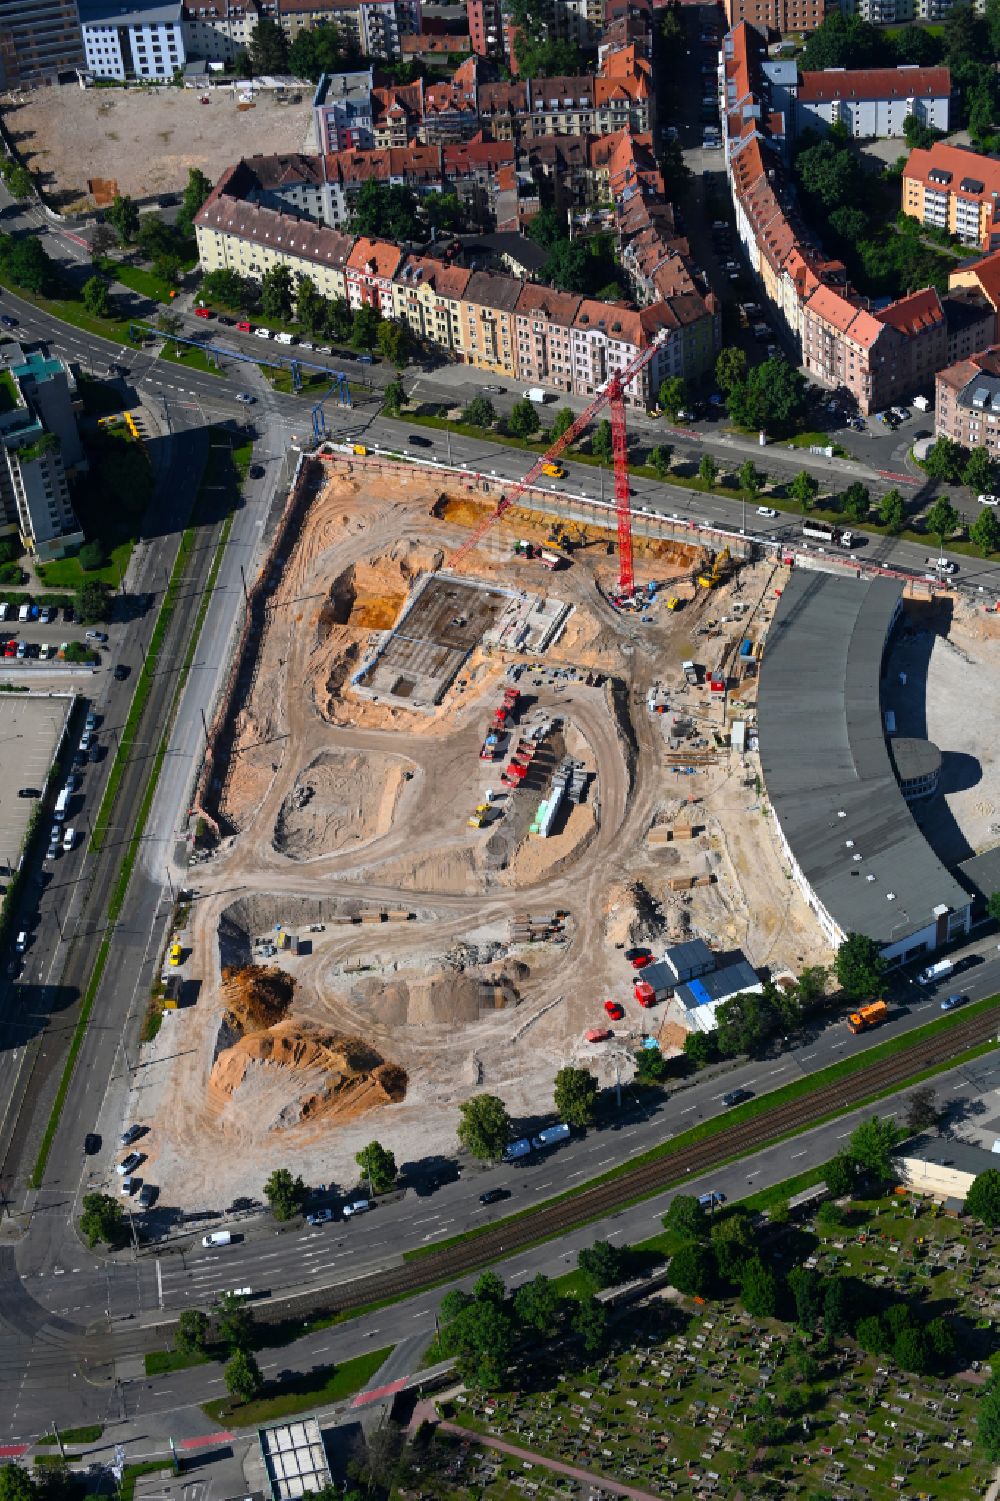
left=449, top=330, right=672, bottom=596
left=514, top=539, right=537, bottom=559
left=696, top=547, right=732, bottom=590
left=541, top=462, right=566, bottom=479
left=846, top=1000, right=887, bottom=1034
left=682, top=660, right=700, bottom=685
left=480, top=733, right=500, bottom=761
left=666, top=596, right=682, bottom=611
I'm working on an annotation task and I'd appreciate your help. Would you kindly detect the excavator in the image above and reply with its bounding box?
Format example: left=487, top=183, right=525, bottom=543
left=696, top=546, right=733, bottom=590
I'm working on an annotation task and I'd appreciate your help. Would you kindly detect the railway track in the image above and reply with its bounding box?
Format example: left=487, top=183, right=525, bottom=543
left=276, top=1003, right=1000, bottom=1320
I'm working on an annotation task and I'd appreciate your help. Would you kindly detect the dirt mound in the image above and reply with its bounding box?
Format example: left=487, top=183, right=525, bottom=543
left=347, top=959, right=525, bottom=1027
left=209, top=1020, right=408, bottom=1130
left=273, top=749, right=412, bottom=858
left=319, top=540, right=443, bottom=637
left=221, top=964, right=295, bottom=1033
left=604, top=880, right=665, bottom=949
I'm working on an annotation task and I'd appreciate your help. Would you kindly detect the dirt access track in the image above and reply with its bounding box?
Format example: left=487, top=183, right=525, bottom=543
left=127, top=460, right=827, bottom=1214
left=1, top=86, right=313, bottom=209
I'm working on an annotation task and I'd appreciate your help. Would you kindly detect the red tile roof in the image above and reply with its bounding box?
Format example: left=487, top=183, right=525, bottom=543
left=875, top=286, right=944, bottom=337
left=798, top=65, right=950, bottom=104
left=904, top=142, right=1000, bottom=202
left=347, top=237, right=402, bottom=279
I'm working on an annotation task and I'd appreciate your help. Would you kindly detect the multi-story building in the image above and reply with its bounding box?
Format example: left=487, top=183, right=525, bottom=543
left=0, top=350, right=84, bottom=561
left=935, top=345, right=1000, bottom=453
left=312, top=70, right=377, bottom=151
left=514, top=285, right=582, bottom=395
left=903, top=142, right=1000, bottom=249
left=391, top=254, right=470, bottom=352
left=82, top=0, right=185, bottom=80
left=795, top=64, right=950, bottom=138
left=180, top=0, right=266, bottom=67
left=0, top=0, right=84, bottom=85
left=458, top=270, right=520, bottom=376
left=466, top=0, right=501, bottom=57
left=723, top=0, right=832, bottom=39
left=345, top=235, right=402, bottom=313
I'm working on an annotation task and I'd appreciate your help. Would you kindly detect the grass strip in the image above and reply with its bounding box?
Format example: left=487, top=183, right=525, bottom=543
left=201, top=1347, right=392, bottom=1427
left=145, top=1347, right=211, bottom=1376
left=121, top=1463, right=172, bottom=1501
left=35, top=1425, right=104, bottom=1446
left=403, top=996, right=1000, bottom=1264
left=159, top=340, right=226, bottom=378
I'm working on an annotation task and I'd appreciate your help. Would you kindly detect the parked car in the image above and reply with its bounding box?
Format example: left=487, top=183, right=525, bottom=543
left=120, top=1176, right=137, bottom=1196
left=138, top=1184, right=158, bottom=1209
left=14, top=931, right=27, bottom=954
left=85, top=630, right=108, bottom=644
left=117, top=1152, right=143, bottom=1175
left=249, top=464, right=264, bottom=479
left=342, top=1199, right=371, bottom=1218
left=84, top=1133, right=101, bottom=1155
left=306, top=1207, right=334, bottom=1225
left=604, top=1000, right=625, bottom=1020
left=978, top=493, right=1000, bottom=506
left=17, top=787, right=39, bottom=799
left=940, top=992, right=966, bottom=1010
left=113, top=664, right=130, bottom=681
left=120, top=1124, right=143, bottom=1146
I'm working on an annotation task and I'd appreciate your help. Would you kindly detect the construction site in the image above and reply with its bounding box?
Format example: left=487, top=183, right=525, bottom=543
left=126, top=448, right=835, bottom=1213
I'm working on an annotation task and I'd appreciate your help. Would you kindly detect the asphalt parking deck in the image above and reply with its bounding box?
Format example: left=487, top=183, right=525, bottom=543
left=0, top=695, right=73, bottom=873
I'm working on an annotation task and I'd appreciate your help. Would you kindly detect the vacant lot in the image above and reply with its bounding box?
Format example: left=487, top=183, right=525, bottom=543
left=3, top=86, right=314, bottom=207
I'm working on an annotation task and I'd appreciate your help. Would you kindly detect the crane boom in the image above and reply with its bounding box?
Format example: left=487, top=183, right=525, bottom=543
left=449, top=333, right=666, bottom=589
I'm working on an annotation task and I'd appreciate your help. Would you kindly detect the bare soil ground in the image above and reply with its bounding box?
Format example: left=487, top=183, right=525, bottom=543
left=2, top=87, right=313, bottom=207
left=125, top=465, right=827, bottom=1212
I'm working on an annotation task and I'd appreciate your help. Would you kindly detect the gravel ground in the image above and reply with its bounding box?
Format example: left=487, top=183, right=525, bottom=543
left=3, top=84, right=315, bottom=208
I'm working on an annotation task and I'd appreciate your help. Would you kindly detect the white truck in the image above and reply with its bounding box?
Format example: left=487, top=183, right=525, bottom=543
left=523, top=387, right=547, bottom=404
left=918, top=957, right=954, bottom=986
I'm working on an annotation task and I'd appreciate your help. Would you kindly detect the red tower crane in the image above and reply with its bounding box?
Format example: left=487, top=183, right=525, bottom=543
left=449, top=333, right=667, bottom=597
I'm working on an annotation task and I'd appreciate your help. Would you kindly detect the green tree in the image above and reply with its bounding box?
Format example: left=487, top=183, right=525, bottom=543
left=224, top=1348, right=264, bottom=1403
left=457, top=1094, right=511, bottom=1162
left=90, top=223, right=118, bottom=259
left=215, top=1291, right=254, bottom=1351
left=727, top=356, right=806, bottom=433
left=738, top=459, right=763, bottom=505
left=683, top=1030, right=717, bottom=1067
left=550, top=405, right=574, bottom=440
left=824, top=1151, right=859, bottom=1197
left=971, top=505, right=1000, bottom=557
left=74, top=579, right=110, bottom=625
left=376, top=318, right=410, bottom=370
left=463, top=395, right=496, bottom=428
left=848, top=1115, right=903, bottom=1185
left=382, top=378, right=405, bottom=417
left=878, top=487, right=905, bottom=532
left=288, top=20, right=360, bottom=83
left=263, top=1167, right=306, bottom=1220
left=352, top=179, right=421, bottom=241
left=658, top=376, right=687, bottom=417
left=356, top=1140, right=397, bottom=1194
left=591, top=418, right=614, bottom=463
left=513, top=1274, right=561, bottom=1337
left=178, top=166, right=214, bottom=237
left=634, top=1045, right=671, bottom=1085
left=698, top=453, right=718, bottom=487
left=473, top=1271, right=507, bottom=1306
left=963, top=445, right=997, bottom=495
left=988, top=891, right=1000, bottom=924
left=553, top=1065, right=598, bottom=1128
left=79, top=1192, right=125, bottom=1248
left=924, top=435, right=968, bottom=482
left=82, top=274, right=112, bottom=319
left=249, top=16, right=289, bottom=72
left=855, top=1313, right=891, bottom=1354
left=295, top=274, right=327, bottom=335
left=200, top=268, right=247, bottom=309
left=668, top=1240, right=717, bottom=1298
left=157, top=309, right=182, bottom=337
left=350, top=303, right=380, bottom=354
left=0, top=233, right=53, bottom=293
left=175, top=1308, right=210, bottom=1354
left=834, top=931, right=885, bottom=1000
left=715, top=348, right=747, bottom=394
left=578, top=1239, right=629, bottom=1289
left=739, top=1255, right=779, bottom=1318
left=790, top=469, right=819, bottom=511
left=795, top=965, right=827, bottom=1012
left=822, top=1276, right=853, bottom=1335
left=260, top=263, right=294, bottom=323
left=981, top=1372, right=1000, bottom=1460
left=965, top=1168, right=1000, bottom=1226
left=894, top=1324, right=930, bottom=1374
left=440, top=1295, right=515, bottom=1388
left=842, top=481, right=870, bottom=524
left=572, top=1294, right=608, bottom=1355
left=663, top=1194, right=708, bottom=1239
left=424, top=190, right=464, bottom=235
left=787, top=1265, right=825, bottom=1332
left=5, top=164, right=33, bottom=199
left=650, top=444, right=672, bottom=478
left=714, top=986, right=780, bottom=1058
left=0, top=1466, right=35, bottom=1501
left=106, top=193, right=140, bottom=245
left=796, top=138, right=862, bottom=213
left=926, top=495, right=959, bottom=548
left=710, top=1209, right=757, bottom=1281
left=508, top=399, right=541, bottom=439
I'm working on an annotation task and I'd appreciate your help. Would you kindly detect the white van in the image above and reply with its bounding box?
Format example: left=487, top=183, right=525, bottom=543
left=53, top=787, right=70, bottom=822
left=342, top=1199, right=371, bottom=1218
left=274, top=331, right=295, bottom=346
left=0, top=603, right=8, bottom=621
left=202, top=1230, right=232, bottom=1246
left=18, top=603, right=30, bottom=623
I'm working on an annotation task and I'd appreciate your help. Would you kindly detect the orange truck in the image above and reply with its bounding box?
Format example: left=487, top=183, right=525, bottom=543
left=847, top=1000, right=888, bottom=1034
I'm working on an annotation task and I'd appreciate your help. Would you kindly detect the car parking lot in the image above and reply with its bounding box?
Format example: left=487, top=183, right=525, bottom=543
left=0, top=696, right=73, bottom=874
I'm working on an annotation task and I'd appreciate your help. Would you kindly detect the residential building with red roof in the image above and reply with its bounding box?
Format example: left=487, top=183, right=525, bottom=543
left=345, top=237, right=403, bottom=314
left=935, top=345, right=1000, bottom=454
left=723, top=0, right=831, bottom=37
left=796, top=65, right=950, bottom=139
left=391, top=254, right=471, bottom=351
left=458, top=270, right=521, bottom=375
left=903, top=143, right=1000, bottom=250
left=514, top=285, right=583, bottom=394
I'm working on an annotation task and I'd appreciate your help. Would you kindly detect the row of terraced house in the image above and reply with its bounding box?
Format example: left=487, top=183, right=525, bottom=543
left=721, top=21, right=1000, bottom=414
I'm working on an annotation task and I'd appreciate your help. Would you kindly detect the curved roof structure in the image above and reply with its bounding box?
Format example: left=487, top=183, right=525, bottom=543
left=757, top=572, right=969, bottom=949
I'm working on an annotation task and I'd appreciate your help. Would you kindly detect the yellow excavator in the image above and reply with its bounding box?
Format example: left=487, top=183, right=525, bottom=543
left=696, top=547, right=732, bottom=590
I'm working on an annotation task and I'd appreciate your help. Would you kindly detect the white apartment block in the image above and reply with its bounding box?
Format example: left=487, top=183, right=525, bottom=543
left=83, top=0, right=185, bottom=79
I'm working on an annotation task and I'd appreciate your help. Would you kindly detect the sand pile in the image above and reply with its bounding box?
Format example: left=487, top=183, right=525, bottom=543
left=603, top=880, right=665, bottom=949
left=347, top=959, right=526, bottom=1027
left=209, top=1020, right=407, bottom=1130
left=220, top=964, right=295, bottom=1032
left=274, top=749, right=412, bottom=858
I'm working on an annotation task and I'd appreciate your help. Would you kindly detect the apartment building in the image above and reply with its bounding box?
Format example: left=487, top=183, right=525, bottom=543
left=795, top=65, right=950, bottom=138
left=391, top=255, right=470, bottom=351
left=903, top=143, right=1000, bottom=249
left=514, top=286, right=582, bottom=395
left=466, top=0, right=502, bottom=57
left=312, top=70, right=377, bottom=152
left=180, top=0, right=264, bottom=66
left=0, top=0, right=84, bottom=85
left=82, top=0, right=185, bottom=79
left=459, top=270, right=520, bottom=376
left=345, top=235, right=403, bottom=313
left=723, top=0, right=832, bottom=38
left=0, top=351, right=84, bottom=561
left=197, top=168, right=355, bottom=298
left=935, top=345, right=1000, bottom=453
